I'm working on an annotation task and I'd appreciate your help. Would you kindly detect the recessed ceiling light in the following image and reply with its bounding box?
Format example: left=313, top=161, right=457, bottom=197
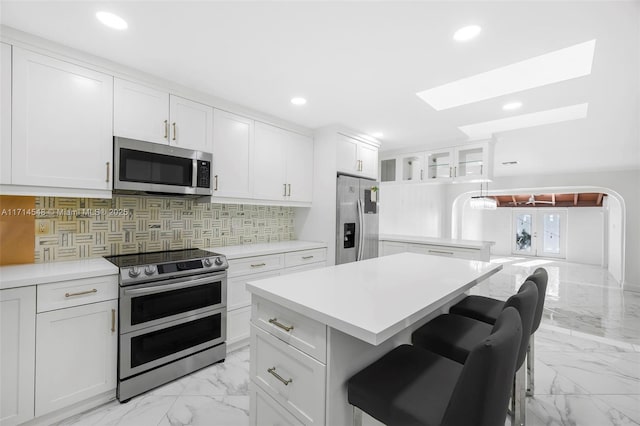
left=371, top=132, right=384, bottom=139
left=453, top=25, right=482, bottom=42
left=96, top=11, right=128, bottom=30
left=417, top=39, right=596, bottom=110
left=458, top=103, right=589, bottom=139
left=502, top=102, right=523, bottom=111
left=290, top=97, right=307, bottom=106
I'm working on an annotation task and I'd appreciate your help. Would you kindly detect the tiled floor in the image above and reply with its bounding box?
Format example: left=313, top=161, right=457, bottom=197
left=57, top=257, right=640, bottom=426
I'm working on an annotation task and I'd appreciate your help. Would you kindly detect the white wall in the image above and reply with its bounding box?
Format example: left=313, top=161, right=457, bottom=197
left=606, top=195, right=623, bottom=283
left=379, top=184, right=445, bottom=237
left=460, top=204, right=512, bottom=255
left=566, top=207, right=604, bottom=266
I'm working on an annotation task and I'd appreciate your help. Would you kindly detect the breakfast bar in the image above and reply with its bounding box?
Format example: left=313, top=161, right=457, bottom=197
left=246, top=253, right=503, bottom=425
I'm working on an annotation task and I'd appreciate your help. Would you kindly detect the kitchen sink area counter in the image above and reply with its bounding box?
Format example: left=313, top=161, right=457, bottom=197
left=246, top=253, right=502, bottom=425
left=379, top=234, right=495, bottom=261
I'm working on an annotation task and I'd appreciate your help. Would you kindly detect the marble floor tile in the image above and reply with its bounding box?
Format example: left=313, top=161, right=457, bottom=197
left=158, top=395, right=249, bottom=426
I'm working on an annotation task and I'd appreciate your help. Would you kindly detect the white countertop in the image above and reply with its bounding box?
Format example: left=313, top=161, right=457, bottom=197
left=0, top=258, right=119, bottom=290
left=246, top=253, right=502, bottom=345
left=379, top=234, right=494, bottom=249
left=207, top=240, right=327, bottom=260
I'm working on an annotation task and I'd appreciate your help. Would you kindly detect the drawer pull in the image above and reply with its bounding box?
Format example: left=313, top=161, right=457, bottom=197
left=302, top=255, right=314, bottom=260
left=251, top=263, right=267, bottom=268
left=111, top=309, right=116, bottom=333
left=269, top=318, right=294, bottom=332
left=428, top=250, right=454, bottom=256
left=64, top=288, right=97, bottom=298
left=267, top=367, right=292, bottom=386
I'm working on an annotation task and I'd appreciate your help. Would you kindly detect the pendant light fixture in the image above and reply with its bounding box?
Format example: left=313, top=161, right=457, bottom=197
left=469, top=182, right=497, bottom=210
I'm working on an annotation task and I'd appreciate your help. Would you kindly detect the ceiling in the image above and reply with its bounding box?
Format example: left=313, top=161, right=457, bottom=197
left=492, top=192, right=605, bottom=208
left=1, top=1, right=638, bottom=178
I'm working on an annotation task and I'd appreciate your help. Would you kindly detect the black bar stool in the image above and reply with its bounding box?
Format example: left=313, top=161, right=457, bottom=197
left=411, top=280, right=538, bottom=426
left=348, top=307, right=522, bottom=426
left=450, top=267, right=548, bottom=396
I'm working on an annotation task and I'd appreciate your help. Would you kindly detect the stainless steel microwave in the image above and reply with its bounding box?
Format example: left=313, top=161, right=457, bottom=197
left=113, top=137, right=213, bottom=197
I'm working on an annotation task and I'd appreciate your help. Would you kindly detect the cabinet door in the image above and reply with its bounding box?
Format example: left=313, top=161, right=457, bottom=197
left=35, top=299, right=117, bottom=417
left=359, top=142, right=378, bottom=179
left=253, top=122, right=287, bottom=201
left=425, top=148, right=455, bottom=182
left=336, top=134, right=358, bottom=175
left=1, top=287, right=36, bottom=426
left=454, top=143, right=490, bottom=182
left=169, top=95, right=213, bottom=152
left=113, top=78, right=169, bottom=144
left=285, top=132, right=313, bottom=203
left=1, top=43, right=11, bottom=184
left=12, top=48, right=113, bottom=190
left=212, top=109, right=253, bottom=198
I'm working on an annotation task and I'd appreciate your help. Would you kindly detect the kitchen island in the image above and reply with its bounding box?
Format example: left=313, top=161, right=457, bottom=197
left=246, top=252, right=502, bottom=425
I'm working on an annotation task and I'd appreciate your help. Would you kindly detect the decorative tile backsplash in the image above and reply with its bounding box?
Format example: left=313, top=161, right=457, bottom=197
left=34, top=196, right=295, bottom=262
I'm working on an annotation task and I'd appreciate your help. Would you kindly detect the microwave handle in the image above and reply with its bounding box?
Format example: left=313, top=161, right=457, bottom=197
left=192, top=159, right=198, bottom=188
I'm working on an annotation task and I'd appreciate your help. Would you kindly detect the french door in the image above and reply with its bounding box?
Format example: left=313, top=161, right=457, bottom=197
left=512, top=209, right=566, bottom=258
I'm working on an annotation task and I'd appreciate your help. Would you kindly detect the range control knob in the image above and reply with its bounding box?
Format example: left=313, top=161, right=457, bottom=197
left=214, top=257, right=224, bottom=266
left=144, top=265, right=157, bottom=276
left=128, top=267, right=141, bottom=278
left=203, top=258, right=213, bottom=267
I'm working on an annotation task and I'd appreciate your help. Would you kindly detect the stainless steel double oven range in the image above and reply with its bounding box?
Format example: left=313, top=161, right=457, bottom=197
left=105, top=249, right=228, bottom=402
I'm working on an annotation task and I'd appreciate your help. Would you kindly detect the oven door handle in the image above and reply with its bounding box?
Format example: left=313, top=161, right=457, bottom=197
left=123, top=274, right=225, bottom=296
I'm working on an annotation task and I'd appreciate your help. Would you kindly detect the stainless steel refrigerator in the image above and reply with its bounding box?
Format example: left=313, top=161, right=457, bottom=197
left=336, top=174, right=379, bottom=264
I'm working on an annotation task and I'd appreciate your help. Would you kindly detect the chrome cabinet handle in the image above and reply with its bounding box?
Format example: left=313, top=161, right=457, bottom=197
left=287, top=184, right=291, bottom=197
left=164, top=120, right=168, bottom=139
left=251, top=263, right=266, bottom=268
left=267, top=367, right=292, bottom=386
left=65, top=288, right=97, bottom=298
left=111, top=308, right=116, bottom=332
left=428, top=249, right=454, bottom=256
left=420, top=169, right=424, bottom=180
left=454, top=166, right=457, bottom=177
left=214, top=175, right=219, bottom=191
left=269, top=318, right=294, bottom=332
left=172, top=122, right=177, bottom=141
left=283, top=183, right=287, bottom=196
left=105, top=162, right=110, bottom=183
left=449, top=167, right=452, bottom=178
left=480, top=164, right=483, bottom=175
left=302, top=255, right=314, bottom=260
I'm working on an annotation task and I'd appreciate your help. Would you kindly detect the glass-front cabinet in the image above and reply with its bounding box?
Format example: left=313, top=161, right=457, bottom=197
left=379, top=141, right=492, bottom=184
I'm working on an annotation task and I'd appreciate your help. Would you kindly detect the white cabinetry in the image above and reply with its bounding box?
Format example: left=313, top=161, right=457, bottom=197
left=225, top=247, right=326, bottom=352
left=114, top=79, right=213, bottom=152
left=11, top=47, right=113, bottom=192
left=34, top=274, right=118, bottom=417
left=212, top=109, right=254, bottom=198
left=0, top=287, right=36, bottom=426
left=253, top=122, right=313, bottom=203
left=337, top=134, right=378, bottom=179
left=1, top=43, right=11, bottom=184
left=379, top=239, right=491, bottom=261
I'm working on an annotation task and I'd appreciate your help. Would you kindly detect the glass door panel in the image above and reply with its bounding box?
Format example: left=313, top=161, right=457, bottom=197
left=401, top=154, right=424, bottom=182
left=456, top=147, right=484, bottom=178
left=512, top=209, right=566, bottom=258
left=538, top=210, right=566, bottom=258
left=380, top=158, right=397, bottom=182
left=513, top=211, right=535, bottom=254
left=426, top=150, right=453, bottom=180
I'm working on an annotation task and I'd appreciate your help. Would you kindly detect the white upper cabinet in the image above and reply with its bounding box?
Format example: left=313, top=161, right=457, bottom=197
left=253, top=122, right=313, bottom=204
left=212, top=109, right=254, bottom=198
left=114, top=79, right=213, bottom=152
left=169, top=95, right=213, bottom=152
left=113, top=79, right=169, bottom=144
left=337, top=134, right=378, bottom=179
left=1, top=43, right=11, bottom=185
left=11, top=47, right=113, bottom=190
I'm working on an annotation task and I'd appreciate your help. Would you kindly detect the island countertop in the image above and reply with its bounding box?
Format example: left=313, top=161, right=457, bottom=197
left=246, top=252, right=502, bottom=345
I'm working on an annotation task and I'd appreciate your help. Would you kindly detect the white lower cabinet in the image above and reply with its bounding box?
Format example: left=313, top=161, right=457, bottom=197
left=35, top=299, right=118, bottom=416
left=250, top=383, right=304, bottom=426
left=250, top=324, right=326, bottom=425
left=379, top=240, right=490, bottom=261
left=0, top=287, right=36, bottom=426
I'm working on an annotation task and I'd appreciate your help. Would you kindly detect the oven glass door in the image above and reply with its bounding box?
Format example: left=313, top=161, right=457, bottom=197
left=120, top=272, right=226, bottom=333
left=120, top=309, right=226, bottom=379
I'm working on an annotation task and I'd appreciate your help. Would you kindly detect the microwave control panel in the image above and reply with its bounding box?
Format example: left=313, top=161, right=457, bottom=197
left=197, top=161, right=211, bottom=188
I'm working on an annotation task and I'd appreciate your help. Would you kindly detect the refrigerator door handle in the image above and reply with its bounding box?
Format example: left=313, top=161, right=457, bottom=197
left=357, top=199, right=364, bottom=261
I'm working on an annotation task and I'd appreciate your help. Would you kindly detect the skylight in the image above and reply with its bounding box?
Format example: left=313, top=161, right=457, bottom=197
left=416, top=40, right=596, bottom=110
left=458, top=103, right=589, bottom=139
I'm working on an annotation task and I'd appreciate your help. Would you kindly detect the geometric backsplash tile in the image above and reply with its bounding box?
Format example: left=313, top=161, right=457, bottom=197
left=34, top=196, right=296, bottom=263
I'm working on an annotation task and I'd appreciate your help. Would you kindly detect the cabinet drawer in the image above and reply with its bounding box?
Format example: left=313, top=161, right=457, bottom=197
left=37, top=275, right=118, bottom=313
left=227, top=305, right=251, bottom=349
left=408, top=244, right=481, bottom=260
left=252, top=297, right=326, bottom=363
left=250, top=324, right=325, bottom=426
left=283, top=262, right=326, bottom=275
left=228, top=254, right=284, bottom=278
left=284, top=249, right=327, bottom=268
left=228, top=271, right=280, bottom=311
left=250, top=382, right=304, bottom=426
